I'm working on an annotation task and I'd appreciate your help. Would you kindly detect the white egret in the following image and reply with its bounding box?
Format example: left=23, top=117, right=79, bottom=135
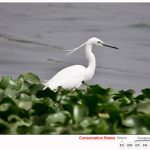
left=44, top=37, right=118, bottom=90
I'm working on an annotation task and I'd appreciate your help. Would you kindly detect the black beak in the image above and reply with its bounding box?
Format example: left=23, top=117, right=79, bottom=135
left=102, top=43, right=119, bottom=49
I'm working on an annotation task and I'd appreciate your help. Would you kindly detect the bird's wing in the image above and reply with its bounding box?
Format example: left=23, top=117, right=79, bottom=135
left=45, top=65, right=86, bottom=90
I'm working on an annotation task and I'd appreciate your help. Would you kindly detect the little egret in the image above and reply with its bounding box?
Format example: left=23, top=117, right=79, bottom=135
left=44, top=37, right=118, bottom=90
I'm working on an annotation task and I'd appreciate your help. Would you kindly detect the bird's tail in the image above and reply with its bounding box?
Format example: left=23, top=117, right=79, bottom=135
left=42, top=79, right=48, bottom=90
left=43, top=86, right=47, bottom=90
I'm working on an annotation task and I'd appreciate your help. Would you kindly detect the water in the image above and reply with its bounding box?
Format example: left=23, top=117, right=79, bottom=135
left=0, top=3, right=150, bottom=94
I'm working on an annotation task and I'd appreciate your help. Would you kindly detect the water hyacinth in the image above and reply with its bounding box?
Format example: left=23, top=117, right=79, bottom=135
left=0, top=72, right=150, bottom=134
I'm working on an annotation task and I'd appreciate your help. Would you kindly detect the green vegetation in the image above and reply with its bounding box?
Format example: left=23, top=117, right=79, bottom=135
left=0, top=72, right=150, bottom=134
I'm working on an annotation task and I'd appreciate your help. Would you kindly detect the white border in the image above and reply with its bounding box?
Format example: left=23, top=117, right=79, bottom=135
left=0, top=135, right=150, bottom=150
left=0, top=0, right=150, bottom=3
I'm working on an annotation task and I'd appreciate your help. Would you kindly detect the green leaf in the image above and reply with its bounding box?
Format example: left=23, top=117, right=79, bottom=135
left=17, top=93, right=31, bottom=101
left=0, top=97, right=16, bottom=105
left=8, top=115, right=32, bottom=134
left=30, top=125, right=44, bottom=134
left=73, top=104, right=88, bottom=123
left=8, top=114, right=23, bottom=123
left=0, top=77, right=24, bottom=91
left=80, top=117, right=107, bottom=134
left=0, top=89, right=4, bottom=100
left=18, top=101, right=32, bottom=111
left=0, top=76, right=15, bottom=90
left=121, top=103, right=137, bottom=114
left=14, top=79, right=24, bottom=91
left=19, top=82, right=30, bottom=93
left=137, top=100, right=150, bottom=115
left=46, top=111, right=70, bottom=125
left=0, top=97, right=18, bottom=120
left=32, top=102, right=54, bottom=115
left=137, top=127, right=150, bottom=134
left=0, top=118, right=10, bottom=134
left=88, top=84, right=110, bottom=95
left=37, top=88, right=56, bottom=99
left=0, top=103, right=10, bottom=112
left=122, top=116, right=140, bottom=127
left=5, top=88, right=17, bottom=99
left=30, top=84, right=44, bottom=95
left=18, top=72, right=40, bottom=84
left=120, top=96, right=131, bottom=105
left=124, top=128, right=138, bottom=134
left=142, top=88, right=150, bottom=98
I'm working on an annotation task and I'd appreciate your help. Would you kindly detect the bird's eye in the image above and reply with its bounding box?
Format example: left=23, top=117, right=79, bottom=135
left=97, top=41, right=101, bottom=44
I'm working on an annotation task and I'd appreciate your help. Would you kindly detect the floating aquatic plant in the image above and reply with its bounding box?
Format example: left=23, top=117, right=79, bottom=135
left=0, top=72, right=150, bottom=134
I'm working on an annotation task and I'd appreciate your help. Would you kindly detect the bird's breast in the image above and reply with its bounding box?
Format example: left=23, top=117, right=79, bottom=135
left=85, top=69, right=95, bottom=82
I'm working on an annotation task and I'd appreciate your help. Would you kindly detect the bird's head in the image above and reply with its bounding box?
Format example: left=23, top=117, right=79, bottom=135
left=87, top=37, right=104, bottom=46
left=66, top=37, right=118, bottom=55
left=88, top=37, right=119, bottom=49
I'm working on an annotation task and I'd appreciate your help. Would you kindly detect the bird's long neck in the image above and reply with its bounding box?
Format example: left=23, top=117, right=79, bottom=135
left=85, top=43, right=96, bottom=81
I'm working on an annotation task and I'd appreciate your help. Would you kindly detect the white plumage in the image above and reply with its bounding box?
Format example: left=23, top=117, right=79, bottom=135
left=44, top=65, right=86, bottom=90
left=44, top=37, right=118, bottom=90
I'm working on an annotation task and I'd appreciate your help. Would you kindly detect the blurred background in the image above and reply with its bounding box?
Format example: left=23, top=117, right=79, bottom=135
left=0, top=3, right=150, bottom=93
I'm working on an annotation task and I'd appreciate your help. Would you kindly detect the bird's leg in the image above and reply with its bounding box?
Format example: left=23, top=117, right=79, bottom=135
left=71, top=82, right=83, bottom=91
left=76, top=82, right=83, bottom=89
left=82, top=81, right=89, bottom=87
left=73, top=81, right=89, bottom=90
left=72, top=88, right=76, bottom=91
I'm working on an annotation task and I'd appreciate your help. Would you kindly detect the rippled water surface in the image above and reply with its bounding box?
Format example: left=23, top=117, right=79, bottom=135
left=0, top=3, right=150, bottom=93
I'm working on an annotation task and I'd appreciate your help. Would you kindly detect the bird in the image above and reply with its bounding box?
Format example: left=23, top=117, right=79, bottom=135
left=43, top=37, right=118, bottom=90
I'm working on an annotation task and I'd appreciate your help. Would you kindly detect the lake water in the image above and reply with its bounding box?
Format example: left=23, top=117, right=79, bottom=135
left=0, top=3, right=150, bottom=94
